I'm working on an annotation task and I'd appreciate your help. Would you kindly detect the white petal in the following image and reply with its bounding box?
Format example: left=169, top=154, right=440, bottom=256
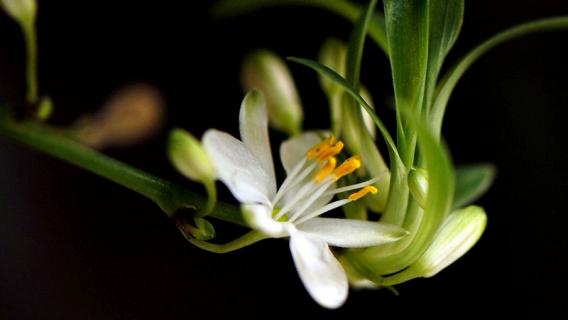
left=241, top=204, right=287, bottom=237
left=239, top=90, right=276, bottom=186
left=203, top=129, right=275, bottom=204
left=297, top=218, right=408, bottom=248
left=280, top=131, right=329, bottom=173
left=289, top=231, right=348, bottom=309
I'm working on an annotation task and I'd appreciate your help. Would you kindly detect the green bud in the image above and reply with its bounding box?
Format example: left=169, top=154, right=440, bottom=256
left=1, top=0, right=36, bottom=26
left=36, top=96, right=53, bottom=121
left=408, top=168, right=428, bottom=208
left=168, top=129, right=215, bottom=183
left=241, top=50, right=303, bottom=136
left=381, top=206, right=487, bottom=285
left=187, top=217, right=216, bottom=241
left=415, top=206, right=487, bottom=277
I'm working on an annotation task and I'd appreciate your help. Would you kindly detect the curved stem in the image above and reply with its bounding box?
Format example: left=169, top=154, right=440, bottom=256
left=199, top=179, right=217, bottom=217
left=189, top=231, right=267, bottom=254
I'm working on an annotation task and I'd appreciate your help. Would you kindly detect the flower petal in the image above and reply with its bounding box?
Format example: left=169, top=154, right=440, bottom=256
left=280, top=131, right=328, bottom=173
left=289, top=230, right=348, bottom=309
left=297, top=217, right=408, bottom=248
left=242, top=204, right=287, bottom=237
left=203, top=129, right=275, bottom=204
left=239, top=90, right=276, bottom=187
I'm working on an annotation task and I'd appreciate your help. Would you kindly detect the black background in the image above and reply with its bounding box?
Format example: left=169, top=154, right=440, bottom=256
left=1, top=0, right=568, bottom=318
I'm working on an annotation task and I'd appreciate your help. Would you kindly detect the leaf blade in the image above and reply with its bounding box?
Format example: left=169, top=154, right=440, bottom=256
left=454, top=164, right=496, bottom=209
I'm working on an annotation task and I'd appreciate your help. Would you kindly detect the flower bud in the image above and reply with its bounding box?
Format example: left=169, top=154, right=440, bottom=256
left=408, top=168, right=428, bottom=208
left=168, top=129, right=215, bottom=184
left=36, top=96, right=53, bottom=121
left=381, top=206, right=487, bottom=285
left=1, top=0, right=36, bottom=26
left=241, top=50, right=303, bottom=136
left=188, top=217, right=216, bottom=241
left=414, top=206, right=487, bottom=277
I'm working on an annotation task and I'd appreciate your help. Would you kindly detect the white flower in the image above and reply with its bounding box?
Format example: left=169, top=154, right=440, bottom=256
left=202, top=90, right=406, bottom=309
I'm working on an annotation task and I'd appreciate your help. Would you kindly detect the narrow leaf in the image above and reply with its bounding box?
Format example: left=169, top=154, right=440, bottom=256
left=383, top=0, right=429, bottom=165
left=288, top=57, right=401, bottom=164
left=422, top=0, right=464, bottom=114
left=346, top=0, right=377, bottom=87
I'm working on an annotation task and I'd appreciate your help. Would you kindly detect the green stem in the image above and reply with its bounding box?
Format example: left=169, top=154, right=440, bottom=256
left=189, top=231, right=267, bottom=254
left=200, top=179, right=217, bottom=218
left=0, top=110, right=243, bottom=225
left=23, top=21, right=38, bottom=104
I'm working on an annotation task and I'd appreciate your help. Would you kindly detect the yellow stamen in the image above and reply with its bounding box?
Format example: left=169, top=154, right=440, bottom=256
left=348, top=186, right=378, bottom=201
left=314, top=157, right=337, bottom=183
left=307, top=136, right=335, bottom=160
left=317, top=141, right=344, bottom=162
left=333, top=155, right=362, bottom=180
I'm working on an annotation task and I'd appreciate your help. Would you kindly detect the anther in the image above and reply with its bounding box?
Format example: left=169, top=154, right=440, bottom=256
left=317, top=141, right=344, bottom=162
left=348, top=186, right=378, bottom=201
left=314, top=157, right=337, bottom=183
left=307, top=136, right=337, bottom=160
left=333, top=155, right=362, bottom=180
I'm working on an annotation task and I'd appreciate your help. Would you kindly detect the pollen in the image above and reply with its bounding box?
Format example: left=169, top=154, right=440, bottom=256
left=314, top=157, right=337, bottom=183
left=348, top=186, right=378, bottom=201
left=333, top=155, right=362, bottom=180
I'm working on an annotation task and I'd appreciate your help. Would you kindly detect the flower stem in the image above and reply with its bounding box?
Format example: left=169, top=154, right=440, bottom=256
left=23, top=22, right=38, bottom=104
left=0, top=109, right=243, bottom=225
left=189, top=231, right=267, bottom=254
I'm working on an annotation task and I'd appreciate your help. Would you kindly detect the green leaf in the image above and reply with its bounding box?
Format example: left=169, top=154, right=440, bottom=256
left=346, top=0, right=376, bottom=88
left=212, top=0, right=388, bottom=53
left=383, top=0, right=429, bottom=165
left=431, top=16, right=568, bottom=137
left=349, top=107, right=455, bottom=276
left=453, top=164, right=496, bottom=209
left=422, top=0, right=464, bottom=115
left=288, top=57, right=401, bottom=164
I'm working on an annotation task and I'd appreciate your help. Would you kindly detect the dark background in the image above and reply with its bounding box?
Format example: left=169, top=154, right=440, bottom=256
left=1, top=0, right=568, bottom=318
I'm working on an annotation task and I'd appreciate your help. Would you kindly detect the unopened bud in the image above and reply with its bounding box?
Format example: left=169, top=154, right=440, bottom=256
left=1, top=0, right=36, bottom=26
left=168, top=129, right=215, bottom=184
left=241, top=50, right=303, bottom=136
left=36, top=96, right=53, bottom=121
left=415, top=206, right=487, bottom=277
left=381, top=206, right=487, bottom=286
